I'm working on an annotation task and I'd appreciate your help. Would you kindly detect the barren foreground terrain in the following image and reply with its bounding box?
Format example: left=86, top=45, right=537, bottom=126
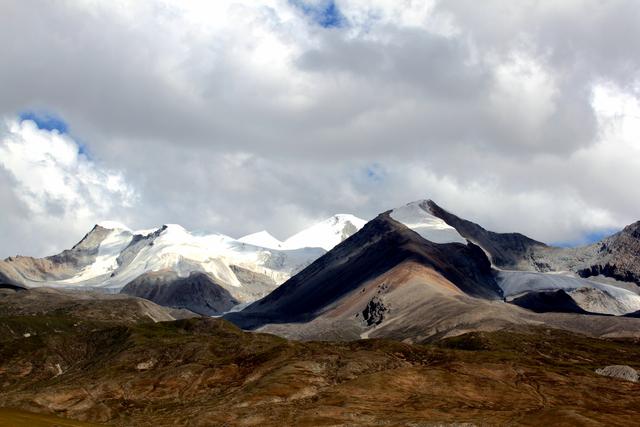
left=1, top=289, right=640, bottom=426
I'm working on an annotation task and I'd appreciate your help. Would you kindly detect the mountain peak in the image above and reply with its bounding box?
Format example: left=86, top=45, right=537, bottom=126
left=389, top=200, right=467, bottom=244
left=238, top=230, right=284, bottom=249
left=282, top=214, right=367, bottom=250
left=96, top=220, right=131, bottom=231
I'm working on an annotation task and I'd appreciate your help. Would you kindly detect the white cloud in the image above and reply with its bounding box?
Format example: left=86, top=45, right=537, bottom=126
left=0, top=119, right=137, bottom=256
left=0, top=0, right=640, bottom=256
left=490, top=53, right=558, bottom=146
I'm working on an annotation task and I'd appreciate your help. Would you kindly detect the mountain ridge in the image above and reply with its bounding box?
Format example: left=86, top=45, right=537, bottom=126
left=0, top=214, right=366, bottom=314
left=225, top=199, right=640, bottom=341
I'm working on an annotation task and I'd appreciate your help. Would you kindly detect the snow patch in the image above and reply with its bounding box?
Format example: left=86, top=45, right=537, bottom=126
left=498, top=271, right=640, bottom=315
left=390, top=200, right=467, bottom=244
left=58, top=228, right=134, bottom=283
left=281, top=214, right=366, bottom=250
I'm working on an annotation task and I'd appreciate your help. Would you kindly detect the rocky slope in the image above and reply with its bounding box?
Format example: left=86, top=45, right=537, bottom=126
left=427, top=200, right=640, bottom=315
left=428, top=199, right=640, bottom=287
left=120, top=270, right=239, bottom=316
left=226, top=200, right=640, bottom=340
left=0, top=287, right=197, bottom=323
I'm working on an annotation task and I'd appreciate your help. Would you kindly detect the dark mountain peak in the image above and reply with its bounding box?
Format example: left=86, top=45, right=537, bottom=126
left=225, top=212, right=502, bottom=330
left=121, top=270, right=239, bottom=316
left=425, top=199, right=546, bottom=269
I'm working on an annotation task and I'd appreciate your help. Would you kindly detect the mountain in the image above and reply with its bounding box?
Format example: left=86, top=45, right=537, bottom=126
left=425, top=200, right=547, bottom=269
left=427, top=200, right=640, bottom=285
left=4, top=200, right=640, bottom=426
left=279, top=214, right=367, bottom=250
left=226, top=200, right=640, bottom=341
left=4, top=198, right=640, bottom=328
left=226, top=201, right=513, bottom=337
left=238, top=214, right=367, bottom=250
left=425, top=200, right=640, bottom=315
left=0, top=216, right=365, bottom=315
left=238, top=230, right=284, bottom=249
left=120, top=270, right=240, bottom=316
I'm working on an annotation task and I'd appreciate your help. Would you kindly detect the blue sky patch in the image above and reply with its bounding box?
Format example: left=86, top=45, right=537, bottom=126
left=290, top=0, right=346, bottom=28
left=76, top=141, right=92, bottom=159
left=19, top=111, right=69, bottom=134
left=19, top=111, right=91, bottom=158
left=551, top=228, right=618, bottom=248
left=365, top=163, right=385, bottom=183
left=583, top=229, right=617, bottom=244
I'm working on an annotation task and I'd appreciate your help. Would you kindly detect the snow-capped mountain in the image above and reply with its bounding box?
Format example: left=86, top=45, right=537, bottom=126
left=281, top=214, right=367, bottom=250
left=0, top=215, right=366, bottom=314
left=238, top=214, right=367, bottom=251
left=6, top=198, right=640, bottom=326
left=226, top=199, right=640, bottom=341
left=238, top=230, right=284, bottom=249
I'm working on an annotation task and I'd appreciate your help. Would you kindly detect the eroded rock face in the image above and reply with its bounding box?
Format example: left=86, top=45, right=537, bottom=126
left=578, top=263, right=640, bottom=284
left=595, top=365, right=639, bottom=382
left=361, top=296, right=387, bottom=326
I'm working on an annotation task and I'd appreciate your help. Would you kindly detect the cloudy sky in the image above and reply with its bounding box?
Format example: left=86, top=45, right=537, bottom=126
left=1, top=0, right=640, bottom=257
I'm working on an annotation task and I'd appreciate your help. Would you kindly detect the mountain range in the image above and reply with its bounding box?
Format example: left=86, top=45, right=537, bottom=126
left=3, top=198, right=640, bottom=425
left=225, top=200, right=640, bottom=341
left=0, top=215, right=366, bottom=315
left=3, top=199, right=640, bottom=340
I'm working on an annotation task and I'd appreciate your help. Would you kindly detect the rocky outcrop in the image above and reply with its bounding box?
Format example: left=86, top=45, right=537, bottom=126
left=577, top=263, right=640, bottom=284
left=115, top=226, right=167, bottom=271
left=361, top=296, right=387, bottom=326
left=595, top=365, right=639, bottom=382
left=572, top=223, right=640, bottom=285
